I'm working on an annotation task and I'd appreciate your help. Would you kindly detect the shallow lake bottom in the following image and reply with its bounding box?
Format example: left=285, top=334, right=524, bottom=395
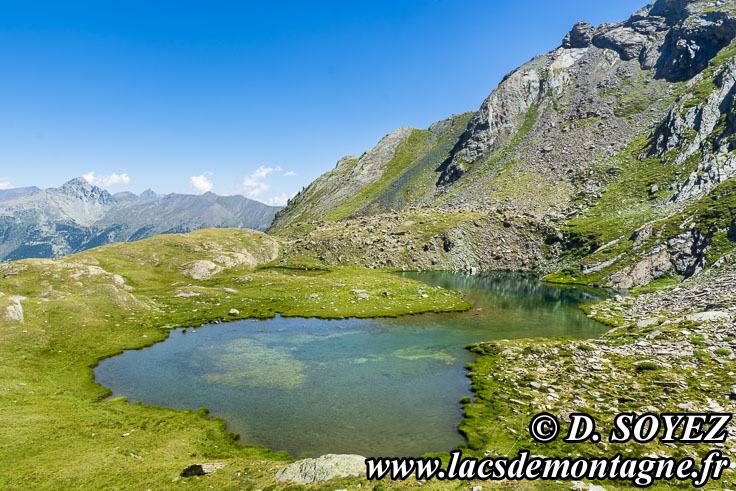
left=94, top=272, right=609, bottom=458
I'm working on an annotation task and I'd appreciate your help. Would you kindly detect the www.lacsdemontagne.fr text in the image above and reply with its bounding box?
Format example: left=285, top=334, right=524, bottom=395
left=365, top=449, right=729, bottom=487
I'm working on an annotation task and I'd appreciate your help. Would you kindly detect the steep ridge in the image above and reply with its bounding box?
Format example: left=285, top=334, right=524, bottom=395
left=271, top=0, right=736, bottom=289
left=0, top=178, right=282, bottom=261
left=272, top=113, right=474, bottom=228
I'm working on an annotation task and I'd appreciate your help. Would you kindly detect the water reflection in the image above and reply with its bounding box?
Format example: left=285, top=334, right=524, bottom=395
left=95, top=272, right=608, bottom=458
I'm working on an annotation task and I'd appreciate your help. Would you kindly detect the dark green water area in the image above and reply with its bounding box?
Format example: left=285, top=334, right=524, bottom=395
left=94, top=272, right=609, bottom=458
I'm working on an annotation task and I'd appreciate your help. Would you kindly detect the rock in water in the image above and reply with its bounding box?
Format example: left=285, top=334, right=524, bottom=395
left=275, top=454, right=366, bottom=484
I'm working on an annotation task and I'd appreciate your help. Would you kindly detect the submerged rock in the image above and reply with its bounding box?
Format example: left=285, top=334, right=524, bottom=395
left=275, top=454, right=366, bottom=484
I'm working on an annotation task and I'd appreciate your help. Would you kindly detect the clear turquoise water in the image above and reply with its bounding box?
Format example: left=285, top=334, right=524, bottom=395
left=94, top=272, right=609, bottom=458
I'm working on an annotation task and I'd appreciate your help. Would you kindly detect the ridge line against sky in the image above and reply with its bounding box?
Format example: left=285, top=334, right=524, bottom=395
left=0, top=0, right=646, bottom=206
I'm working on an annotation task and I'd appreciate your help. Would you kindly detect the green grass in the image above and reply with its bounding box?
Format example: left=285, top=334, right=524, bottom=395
left=0, top=228, right=470, bottom=489
left=545, top=122, right=736, bottom=286
left=436, top=104, right=540, bottom=206
left=323, top=113, right=475, bottom=221
left=634, top=361, right=662, bottom=372
left=678, top=39, right=736, bottom=111
left=612, top=71, right=660, bottom=119
left=323, top=128, right=432, bottom=220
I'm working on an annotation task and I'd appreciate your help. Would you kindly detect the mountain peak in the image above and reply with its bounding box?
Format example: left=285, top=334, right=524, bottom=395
left=57, top=177, right=114, bottom=204
left=63, top=176, right=93, bottom=188
left=140, top=189, right=159, bottom=200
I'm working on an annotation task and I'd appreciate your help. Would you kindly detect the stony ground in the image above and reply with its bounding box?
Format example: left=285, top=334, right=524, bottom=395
left=276, top=208, right=557, bottom=274
left=458, top=257, right=736, bottom=490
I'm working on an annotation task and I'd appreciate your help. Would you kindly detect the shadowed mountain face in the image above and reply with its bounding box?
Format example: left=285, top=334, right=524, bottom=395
left=270, top=0, right=736, bottom=289
left=0, top=178, right=281, bottom=261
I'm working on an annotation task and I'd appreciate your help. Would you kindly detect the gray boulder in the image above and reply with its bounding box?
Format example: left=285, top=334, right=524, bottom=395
left=563, top=21, right=594, bottom=48
left=592, top=27, right=649, bottom=61
left=275, top=454, right=366, bottom=484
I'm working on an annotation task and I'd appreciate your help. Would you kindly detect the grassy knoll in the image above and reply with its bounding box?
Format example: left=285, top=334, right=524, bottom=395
left=0, top=228, right=469, bottom=489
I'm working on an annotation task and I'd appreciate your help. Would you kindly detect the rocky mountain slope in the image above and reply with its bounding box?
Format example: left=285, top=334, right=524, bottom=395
left=0, top=178, right=281, bottom=261
left=271, top=0, right=736, bottom=291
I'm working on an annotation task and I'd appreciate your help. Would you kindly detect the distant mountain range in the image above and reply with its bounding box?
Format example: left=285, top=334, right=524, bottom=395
left=0, top=178, right=281, bottom=261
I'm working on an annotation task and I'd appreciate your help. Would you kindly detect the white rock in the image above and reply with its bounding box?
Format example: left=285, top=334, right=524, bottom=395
left=636, top=317, right=659, bottom=328
left=275, top=454, right=365, bottom=484
left=2, top=296, right=26, bottom=323
left=183, top=260, right=222, bottom=280
left=685, top=311, right=731, bottom=324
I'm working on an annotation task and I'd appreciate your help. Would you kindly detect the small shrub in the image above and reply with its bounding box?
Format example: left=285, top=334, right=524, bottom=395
left=694, top=349, right=710, bottom=361
left=635, top=361, right=661, bottom=372
left=690, top=336, right=706, bottom=346
left=714, top=348, right=731, bottom=357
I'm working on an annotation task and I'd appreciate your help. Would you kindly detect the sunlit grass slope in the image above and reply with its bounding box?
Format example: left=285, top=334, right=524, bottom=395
left=0, top=228, right=469, bottom=489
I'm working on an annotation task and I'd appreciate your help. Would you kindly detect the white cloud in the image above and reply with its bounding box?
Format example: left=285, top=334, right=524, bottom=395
left=0, top=181, right=12, bottom=190
left=240, top=166, right=297, bottom=205
left=241, top=165, right=282, bottom=197
left=265, top=192, right=295, bottom=206
left=255, top=165, right=280, bottom=179
left=83, top=171, right=131, bottom=187
left=189, top=172, right=213, bottom=193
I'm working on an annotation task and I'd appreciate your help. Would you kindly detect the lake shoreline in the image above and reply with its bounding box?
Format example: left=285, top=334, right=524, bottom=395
left=95, top=272, right=607, bottom=459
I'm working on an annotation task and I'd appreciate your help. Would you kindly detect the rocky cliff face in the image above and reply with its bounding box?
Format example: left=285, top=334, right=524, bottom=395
left=271, top=0, right=736, bottom=289
left=0, top=179, right=282, bottom=261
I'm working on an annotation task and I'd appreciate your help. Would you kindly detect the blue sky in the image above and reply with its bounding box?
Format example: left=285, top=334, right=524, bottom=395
left=0, top=0, right=646, bottom=205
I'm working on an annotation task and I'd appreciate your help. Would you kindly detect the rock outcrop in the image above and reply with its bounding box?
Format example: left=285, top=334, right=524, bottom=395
left=270, top=0, right=736, bottom=290
left=275, top=454, right=366, bottom=484
left=2, top=295, right=25, bottom=323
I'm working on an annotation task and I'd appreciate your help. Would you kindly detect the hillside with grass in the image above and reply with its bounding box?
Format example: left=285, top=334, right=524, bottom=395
left=0, top=228, right=468, bottom=488
left=270, top=0, right=736, bottom=291
left=6, top=0, right=736, bottom=488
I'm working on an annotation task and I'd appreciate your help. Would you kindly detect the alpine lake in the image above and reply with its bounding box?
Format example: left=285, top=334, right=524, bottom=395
left=95, top=272, right=610, bottom=458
